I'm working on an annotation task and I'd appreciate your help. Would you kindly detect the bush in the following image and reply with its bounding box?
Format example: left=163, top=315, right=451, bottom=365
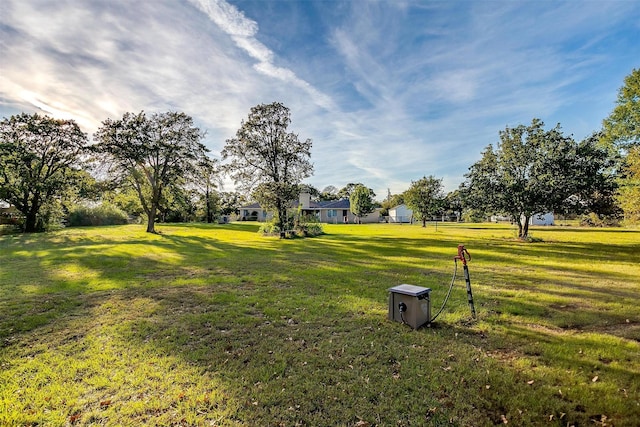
left=294, top=217, right=324, bottom=237
left=68, top=203, right=129, bottom=227
left=580, top=212, right=620, bottom=227
left=258, top=214, right=324, bottom=238
left=258, top=221, right=280, bottom=236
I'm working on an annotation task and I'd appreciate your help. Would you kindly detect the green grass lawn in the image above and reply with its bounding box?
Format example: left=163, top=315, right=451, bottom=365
left=1, top=222, right=638, bottom=426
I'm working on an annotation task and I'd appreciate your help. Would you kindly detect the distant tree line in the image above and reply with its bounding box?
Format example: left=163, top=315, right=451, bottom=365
left=1, top=69, right=638, bottom=238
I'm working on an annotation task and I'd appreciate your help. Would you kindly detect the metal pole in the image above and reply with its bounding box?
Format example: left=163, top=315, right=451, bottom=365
left=455, top=245, right=476, bottom=319
left=463, top=264, right=476, bottom=318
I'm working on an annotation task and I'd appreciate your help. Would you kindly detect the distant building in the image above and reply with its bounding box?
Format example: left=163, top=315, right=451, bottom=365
left=239, top=193, right=381, bottom=224
left=528, top=212, right=555, bottom=226
left=388, top=204, right=413, bottom=223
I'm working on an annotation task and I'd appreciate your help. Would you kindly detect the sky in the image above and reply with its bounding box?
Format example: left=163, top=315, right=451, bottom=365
left=1, top=0, right=639, bottom=199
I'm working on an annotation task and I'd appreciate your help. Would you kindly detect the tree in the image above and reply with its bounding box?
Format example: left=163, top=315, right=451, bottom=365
left=349, top=184, right=376, bottom=223
left=464, top=119, right=586, bottom=239
left=602, top=68, right=640, bottom=224
left=0, top=113, right=88, bottom=232
left=380, top=190, right=404, bottom=217
left=218, top=191, right=246, bottom=217
left=444, top=189, right=464, bottom=222
left=319, top=185, right=339, bottom=201
left=564, top=132, right=619, bottom=220
left=193, top=157, right=221, bottom=223
left=338, top=183, right=366, bottom=200
left=403, top=176, right=444, bottom=227
left=222, top=102, right=313, bottom=238
left=93, top=111, right=208, bottom=233
left=602, top=68, right=640, bottom=150
left=616, top=146, right=640, bottom=224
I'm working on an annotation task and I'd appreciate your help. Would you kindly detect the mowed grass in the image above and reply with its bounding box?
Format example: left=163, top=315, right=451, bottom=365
left=0, top=222, right=638, bottom=426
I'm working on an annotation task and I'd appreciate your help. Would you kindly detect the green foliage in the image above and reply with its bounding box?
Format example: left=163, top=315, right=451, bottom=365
left=337, top=182, right=366, bottom=200
left=293, top=213, right=324, bottom=237
left=464, top=119, right=613, bottom=239
left=616, top=146, right=640, bottom=224
left=67, top=203, right=129, bottom=226
left=461, top=208, right=486, bottom=223
left=579, top=212, right=620, bottom=227
left=222, top=102, right=313, bottom=238
left=602, top=68, right=640, bottom=150
left=379, top=191, right=404, bottom=217
left=0, top=113, right=88, bottom=232
left=93, top=111, right=208, bottom=233
left=403, top=175, right=445, bottom=227
left=218, top=191, right=246, bottom=216
left=319, top=185, right=340, bottom=201
left=259, top=212, right=323, bottom=238
left=107, top=186, right=145, bottom=217
left=349, top=184, right=376, bottom=222
left=258, top=219, right=281, bottom=236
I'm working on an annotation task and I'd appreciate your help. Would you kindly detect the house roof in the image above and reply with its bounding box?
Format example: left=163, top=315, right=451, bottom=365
left=316, top=199, right=350, bottom=209
left=390, top=203, right=409, bottom=210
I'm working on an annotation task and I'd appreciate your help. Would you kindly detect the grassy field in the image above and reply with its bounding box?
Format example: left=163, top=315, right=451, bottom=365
left=1, top=222, right=638, bottom=426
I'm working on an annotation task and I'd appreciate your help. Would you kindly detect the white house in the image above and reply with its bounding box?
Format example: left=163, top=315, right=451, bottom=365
left=388, top=204, right=413, bottom=223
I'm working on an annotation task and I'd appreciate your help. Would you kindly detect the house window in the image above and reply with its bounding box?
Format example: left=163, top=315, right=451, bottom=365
left=328, top=209, right=337, bottom=218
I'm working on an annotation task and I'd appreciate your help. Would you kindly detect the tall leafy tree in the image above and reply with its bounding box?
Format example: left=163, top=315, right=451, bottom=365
left=0, top=113, right=88, bottom=232
left=602, top=68, right=640, bottom=150
left=319, top=185, right=340, bottom=201
left=566, top=132, right=619, bottom=218
left=338, top=183, right=366, bottom=200
left=93, top=111, right=207, bottom=233
left=616, top=146, right=640, bottom=223
left=602, top=68, right=640, bottom=224
left=349, top=184, right=376, bottom=223
left=218, top=191, right=246, bottom=217
left=193, top=156, right=221, bottom=223
left=464, top=119, right=583, bottom=239
left=222, top=102, right=313, bottom=238
left=404, top=175, right=444, bottom=227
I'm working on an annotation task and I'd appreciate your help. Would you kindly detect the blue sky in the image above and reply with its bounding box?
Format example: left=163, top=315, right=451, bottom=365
left=1, top=0, right=639, bottom=198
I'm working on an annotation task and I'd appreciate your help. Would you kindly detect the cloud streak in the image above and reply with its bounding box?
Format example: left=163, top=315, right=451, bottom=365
left=188, top=0, right=335, bottom=111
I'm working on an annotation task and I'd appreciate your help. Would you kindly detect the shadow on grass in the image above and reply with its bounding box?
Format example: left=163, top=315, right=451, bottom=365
left=1, top=223, right=639, bottom=425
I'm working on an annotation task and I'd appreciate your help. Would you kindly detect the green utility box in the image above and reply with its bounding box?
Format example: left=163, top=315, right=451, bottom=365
left=388, top=284, right=431, bottom=329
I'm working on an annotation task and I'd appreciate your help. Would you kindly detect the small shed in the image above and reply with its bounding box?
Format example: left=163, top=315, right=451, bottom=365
left=389, top=204, right=413, bottom=223
left=529, top=212, right=554, bottom=226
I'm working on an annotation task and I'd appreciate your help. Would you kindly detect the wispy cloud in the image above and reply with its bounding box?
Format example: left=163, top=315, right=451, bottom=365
left=188, top=0, right=335, bottom=111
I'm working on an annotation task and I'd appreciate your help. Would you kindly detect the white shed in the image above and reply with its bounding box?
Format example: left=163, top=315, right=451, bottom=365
left=389, top=204, right=413, bottom=223
left=528, top=212, right=554, bottom=226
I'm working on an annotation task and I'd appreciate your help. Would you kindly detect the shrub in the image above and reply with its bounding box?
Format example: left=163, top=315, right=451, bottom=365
left=68, top=203, right=129, bottom=227
left=258, top=214, right=324, bottom=238
left=293, top=215, right=324, bottom=237
left=580, top=212, right=620, bottom=227
left=258, top=221, right=280, bottom=236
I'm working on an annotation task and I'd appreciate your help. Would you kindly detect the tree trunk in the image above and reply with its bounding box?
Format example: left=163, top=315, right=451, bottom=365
left=24, top=211, right=38, bottom=233
left=422, top=218, right=426, bottom=227
left=516, top=218, right=524, bottom=239
left=23, top=201, right=40, bottom=233
left=277, top=202, right=287, bottom=239
left=146, top=205, right=157, bottom=233
left=205, top=188, right=212, bottom=223
left=519, top=216, right=530, bottom=239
